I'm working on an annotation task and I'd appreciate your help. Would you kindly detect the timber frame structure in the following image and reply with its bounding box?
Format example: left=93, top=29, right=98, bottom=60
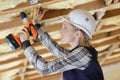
left=0, top=0, right=120, bottom=80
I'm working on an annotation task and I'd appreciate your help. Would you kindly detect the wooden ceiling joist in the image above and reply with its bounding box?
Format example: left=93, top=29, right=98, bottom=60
left=0, top=17, right=22, bottom=31
left=103, top=8, right=120, bottom=18
left=0, top=39, right=5, bottom=45
left=0, top=54, right=56, bottom=72
left=100, top=44, right=118, bottom=65
left=26, top=72, right=62, bottom=80
left=0, top=63, right=24, bottom=73
left=102, top=53, right=120, bottom=66
left=92, top=28, right=120, bottom=40
left=0, top=49, right=23, bottom=61
left=98, top=46, right=120, bottom=63
left=109, top=50, right=120, bottom=59
left=0, top=0, right=66, bottom=16
left=11, top=69, right=38, bottom=80
left=42, top=0, right=105, bottom=19
left=0, top=0, right=120, bottom=80
left=93, top=25, right=120, bottom=35
left=0, top=0, right=105, bottom=16
left=0, top=0, right=105, bottom=31
left=0, top=27, right=119, bottom=61
left=93, top=36, right=120, bottom=47
left=0, top=54, right=25, bottom=65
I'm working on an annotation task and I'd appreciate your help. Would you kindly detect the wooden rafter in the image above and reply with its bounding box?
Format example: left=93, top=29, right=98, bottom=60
left=0, top=0, right=120, bottom=80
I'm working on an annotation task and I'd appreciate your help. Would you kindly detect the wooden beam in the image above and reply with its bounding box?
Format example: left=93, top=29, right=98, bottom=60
left=1, top=17, right=119, bottom=42
left=0, top=38, right=69, bottom=60
left=0, top=64, right=24, bottom=73
left=93, top=36, right=120, bottom=47
left=0, top=24, right=119, bottom=47
left=0, top=0, right=65, bottom=16
left=0, top=24, right=119, bottom=41
left=42, top=0, right=105, bottom=19
left=112, top=52, right=120, bottom=56
left=99, top=44, right=120, bottom=53
left=113, top=0, right=120, bottom=3
left=0, top=49, right=23, bottom=61
left=0, top=54, right=25, bottom=64
left=92, top=35, right=120, bottom=46
left=0, top=0, right=105, bottom=16
left=94, top=49, right=120, bottom=66
left=104, top=0, right=113, bottom=6
left=0, top=39, right=5, bottom=45
left=45, top=23, right=61, bottom=32
left=11, top=69, right=38, bottom=79
left=94, top=7, right=107, bottom=20
left=98, top=45, right=120, bottom=56
left=0, top=30, right=119, bottom=62
left=101, top=53, right=120, bottom=66
left=14, top=76, right=21, bottom=80
left=103, top=8, right=120, bottom=18
left=0, top=29, right=119, bottom=58
left=92, top=28, right=120, bottom=41
left=0, top=17, right=23, bottom=31
left=100, top=45, right=117, bottom=65
left=0, top=54, right=57, bottom=73
left=0, top=41, right=42, bottom=57
left=112, top=47, right=120, bottom=53
left=97, top=42, right=120, bottom=52
left=7, top=50, right=120, bottom=78
left=93, top=25, right=120, bottom=35
left=108, top=52, right=120, bottom=60
left=102, top=15, right=120, bottom=25
left=96, top=21, right=104, bottom=31
left=107, top=2, right=120, bottom=10
left=0, top=0, right=105, bottom=31
left=24, top=69, right=38, bottom=75
left=26, top=72, right=62, bottom=80
left=21, top=59, right=28, bottom=80
left=0, top=0, right=105, bottom=34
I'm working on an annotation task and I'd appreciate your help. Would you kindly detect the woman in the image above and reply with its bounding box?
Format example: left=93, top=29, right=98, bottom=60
left=20, top=9, right=104, bottom=80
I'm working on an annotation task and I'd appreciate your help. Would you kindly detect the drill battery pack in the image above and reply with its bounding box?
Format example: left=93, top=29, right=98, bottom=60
left=5, top=34, right=21, bottom=50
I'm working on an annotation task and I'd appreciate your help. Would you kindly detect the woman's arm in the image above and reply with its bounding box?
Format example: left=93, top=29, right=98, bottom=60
left=35, top=25, right=70, bottom=57
left=23, top=45, right=92, bottom=75
left=32, top=9, right=70, bottom=57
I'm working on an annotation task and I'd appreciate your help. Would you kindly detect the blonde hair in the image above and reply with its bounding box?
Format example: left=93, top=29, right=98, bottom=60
left=79, top=31, right=90, bottom=47
left=73, top=25, right=90, bottom=47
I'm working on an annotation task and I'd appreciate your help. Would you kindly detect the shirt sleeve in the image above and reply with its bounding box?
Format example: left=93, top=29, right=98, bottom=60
left=36, top=27, right=70, bottom=57
left=24, top=46, right=92, bottom=76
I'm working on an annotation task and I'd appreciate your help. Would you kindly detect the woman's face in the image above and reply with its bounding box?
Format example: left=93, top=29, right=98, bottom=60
left=60, top=21, right=76, bottom=44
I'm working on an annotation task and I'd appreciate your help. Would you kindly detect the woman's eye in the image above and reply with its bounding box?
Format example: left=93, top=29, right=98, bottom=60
left=64, top=26, right=67, bottom=30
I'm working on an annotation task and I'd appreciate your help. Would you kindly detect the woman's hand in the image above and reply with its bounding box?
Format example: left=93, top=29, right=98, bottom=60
left=20, top=28, right=30, bottom=43
left=32, top=7, right=46, bottom=24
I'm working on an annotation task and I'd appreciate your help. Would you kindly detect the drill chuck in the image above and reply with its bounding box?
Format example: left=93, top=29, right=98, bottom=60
left=20, top=12, right=29, bottom=23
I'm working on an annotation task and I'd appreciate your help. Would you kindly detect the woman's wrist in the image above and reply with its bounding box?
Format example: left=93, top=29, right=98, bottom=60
left=34, top=23, right=42, bottom=30
left=22, top=40, right=31, bottom=50
left=32, top=18, right=38, bottom=25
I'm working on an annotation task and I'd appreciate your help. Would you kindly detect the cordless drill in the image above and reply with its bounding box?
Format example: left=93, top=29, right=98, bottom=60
left=5, top=12, right=38, bottom=50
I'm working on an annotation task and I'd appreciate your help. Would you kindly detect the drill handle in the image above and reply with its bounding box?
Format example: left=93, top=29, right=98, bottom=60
left=24, top=21, right=32, bottom=32
left=30, top=25, right=38, bottom=40
left=24, top=22, right=38, bottom=40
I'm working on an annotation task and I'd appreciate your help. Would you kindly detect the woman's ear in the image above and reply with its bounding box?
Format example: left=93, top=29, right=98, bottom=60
left=75, top=30, right=82, bottom=39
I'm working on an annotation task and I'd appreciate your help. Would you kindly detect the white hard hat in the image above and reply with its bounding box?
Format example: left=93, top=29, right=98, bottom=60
left=62, top=9, right=96, bottom=39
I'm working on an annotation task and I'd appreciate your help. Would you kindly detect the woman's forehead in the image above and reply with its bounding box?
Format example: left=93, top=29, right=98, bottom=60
left=62, top=21, right=70, bottom=25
